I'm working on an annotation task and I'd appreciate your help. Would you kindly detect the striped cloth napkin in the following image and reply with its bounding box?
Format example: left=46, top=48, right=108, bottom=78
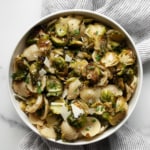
left=19, top=0, right=150, bottom=149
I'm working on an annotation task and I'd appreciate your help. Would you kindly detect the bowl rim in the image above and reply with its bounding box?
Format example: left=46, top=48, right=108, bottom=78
left=8, top=9, right=143, bottom=146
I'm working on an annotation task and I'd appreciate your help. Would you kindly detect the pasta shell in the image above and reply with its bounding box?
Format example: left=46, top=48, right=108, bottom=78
left=22, top=44, right=42, bottom=61
left=80, top=87, right=100, bottom=104
left=28, top=113, right=43, bottom=126
left=39, top=126, right=56, bottom=139
left=67, top=78, right=81, bottom=100
left=40, top=97, right=49, bottom=120
left=61, top=121, right=79, bottom=141
left=12, top=81, right=31, bottom=98
left=80, top=117, right=101, bottom=138
left=25, top=95, right=43, bottom=113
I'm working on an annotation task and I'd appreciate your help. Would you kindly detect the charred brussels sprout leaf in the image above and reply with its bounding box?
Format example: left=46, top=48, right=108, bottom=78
left=12, top=70, right=27, bottom=81
left=46, top=76, right=63, bottom=96
left=100, top=89, right=115, bottom=102
left=67, top=114, right=86, bottom=128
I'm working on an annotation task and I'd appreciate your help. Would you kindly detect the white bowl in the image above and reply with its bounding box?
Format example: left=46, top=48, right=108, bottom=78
left=8, top=9, right=143, bottom=145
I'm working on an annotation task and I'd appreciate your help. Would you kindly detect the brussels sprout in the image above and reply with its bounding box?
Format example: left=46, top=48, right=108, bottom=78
left=69, top=40, right=83, bottom=48
left=85, top=63, right=101, bottom=83
left=52, top=56, right=66, bottom=70
left=107, top=29, right=125, bottom=42
left=100, top=85, right=123, bottom=103
left=77, top=51, right=91, bottom=60
left=85, top=23, right=106, bottom=38
left=29, top=62, right=41, bottom=75
left=102, top=85, right=123, bottom=97
left=14, top=56, right=29, bottom=72
left=67, top=16, right=83, bottom=33
left=115, top=97, right=128, bottom=112
left=37, top=30, right=51, bottom=51
left=108, top=111, right=126, bottom=126
left=83, top=18, right=94, bottom=24
left=101, top=52, right=119, bottom=67
left=67, top=113, right=86, bottom=128
left=12, top=70, right=27, bottom=81
left=46, top=76, right=63, bottom=97
left=50, top=99, right=65, bottom=114
left=107, top=40, right=120, bottom=50
left=26, top=38, right=38, bottom=45
left=100, top=89, right=115, bottom=102
left=85, top=23, right=106, bottom=50
left=51, top=36, right=67, bottom=46
left=119, top=49, right=135, bottom=66
left=55, top=19, right=68, bottom=37
left=69, top=60, right=88, bottom=76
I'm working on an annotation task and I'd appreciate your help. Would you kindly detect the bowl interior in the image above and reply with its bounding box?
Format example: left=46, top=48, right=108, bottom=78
left=8, top=10, right=143, bottom=145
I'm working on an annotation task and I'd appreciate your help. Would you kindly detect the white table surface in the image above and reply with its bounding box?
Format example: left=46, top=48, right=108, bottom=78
left=0, top=0, right=150, bottom=149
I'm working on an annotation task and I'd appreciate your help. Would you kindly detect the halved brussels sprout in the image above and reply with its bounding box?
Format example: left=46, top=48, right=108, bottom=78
left=12, top=70, right=28, bottom=81
left=108, top=111, right=126, bottom=126
left=100, top=89, right=115, bottom=102
left=50, top=99, right=65, bottom=114
left=101, top=52, right=119, bottom=67
left=52, top=56, right=66, bottom=70
left=85, top=23, right=106, bottom=50
left=69, top=60, right=88, bottom=76
left=107, top=29, right=125, bottom=42
left=55, top=18, right=68, bottom=37
left=85, top=63, right=101, bottom=83
left=77, top=51, right=91, bottom=60
left=13, top=56, right=29, bottom=72
left=37, top=30, right=51, bottom=51
left=67, top=113, right=86, bottom=128
left=119, top=49, right=135, bottom=66
left=51, top=36, right=67, bottom=46
left=107, top=40, right=120, bottom=50
left=29, top=61, right=41, bottom=75
left=115, top=97, right=128, bottom=112
left=46, top=76, right=63, bottom=97
left=69, top=40, right=83, bottom=48
left=67, top=16, right=83, bottom=33
left=101, top=85, right=123, bottom=97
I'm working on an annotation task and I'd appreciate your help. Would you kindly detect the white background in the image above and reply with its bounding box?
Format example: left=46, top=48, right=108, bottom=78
left=0, top=0, right=150, bottom=149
